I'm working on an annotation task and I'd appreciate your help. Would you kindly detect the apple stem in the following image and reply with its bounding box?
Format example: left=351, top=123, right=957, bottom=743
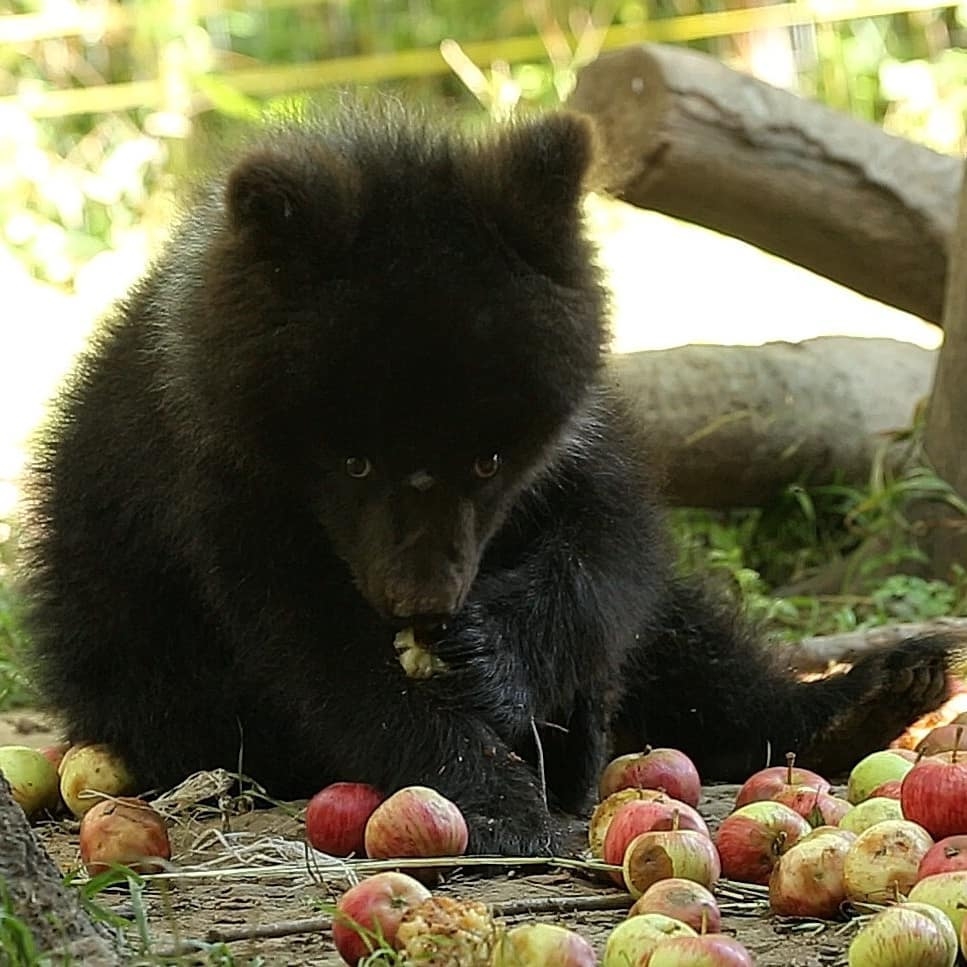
left=671, top=809, right=681, bottom=832
left=700, top=907, right=708, bottom=936
left=785, top=751, right=796, bottom=786
left=955, top=726, right=963, bottom=764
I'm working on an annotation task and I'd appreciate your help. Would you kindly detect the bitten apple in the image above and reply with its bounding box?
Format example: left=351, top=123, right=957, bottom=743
left=602, top=798, right=709, bottom=882
left=332, top=871, right=431, bottom=964
left=622, top=828, right=721, bottom=898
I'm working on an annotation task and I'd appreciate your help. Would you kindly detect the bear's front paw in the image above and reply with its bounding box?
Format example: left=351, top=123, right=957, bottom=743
left=805, top=634, right=960, bottom=774
left=464, top=806, right=560, bottom=857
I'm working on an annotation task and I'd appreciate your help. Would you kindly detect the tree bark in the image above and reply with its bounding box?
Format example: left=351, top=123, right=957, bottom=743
left=0, top=778, right=120, bottom=964
left=568, top=43, right=961, bottom=325
left=609, top=336, right=934, bottom=507
left=921, top=160, right=967, bottom=576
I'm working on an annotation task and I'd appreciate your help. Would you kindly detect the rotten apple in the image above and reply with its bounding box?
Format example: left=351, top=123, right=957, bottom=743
left=622, top=828, right=721, bottom=898
left=768, top=828, right=855, bottom=919
left=79, top=796, right=170, bottom=874
left=630, top=877, right=721, bottom=933
left=843, top=818, right=934, bottom=904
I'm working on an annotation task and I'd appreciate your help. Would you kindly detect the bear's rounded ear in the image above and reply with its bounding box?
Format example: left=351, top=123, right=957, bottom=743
left=226, top=150, right=307, bottom=235
left=224, top=145, right=359, bottom=244
left=495, top=111, right=596, bottom=211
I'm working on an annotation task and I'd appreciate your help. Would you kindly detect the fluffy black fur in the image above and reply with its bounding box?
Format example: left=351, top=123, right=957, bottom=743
left=20, top=103, right=956, bottom=854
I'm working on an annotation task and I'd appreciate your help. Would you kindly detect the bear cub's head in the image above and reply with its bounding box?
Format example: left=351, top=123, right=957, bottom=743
left=197, top=104, right=609, bottom=622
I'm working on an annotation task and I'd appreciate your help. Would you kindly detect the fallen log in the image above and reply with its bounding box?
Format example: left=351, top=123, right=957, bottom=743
left=609, top=336, right=934, bottom=507
left=569, top=44, right=961, bottom=325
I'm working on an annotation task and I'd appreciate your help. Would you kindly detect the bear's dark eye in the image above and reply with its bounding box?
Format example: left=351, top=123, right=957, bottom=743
left=473, top=454, right=501, bottom=479
left=345, top=457, right=372, bottom=479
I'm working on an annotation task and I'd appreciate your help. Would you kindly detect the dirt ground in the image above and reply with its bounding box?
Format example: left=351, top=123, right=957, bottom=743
left=4, top=710, right=859, bottom=966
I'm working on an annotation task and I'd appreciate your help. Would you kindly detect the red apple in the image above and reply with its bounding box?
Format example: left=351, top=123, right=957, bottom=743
left=847, top=749, right=917, bottom=805
left=602, top=798, right=709, bottom=881
left=909, top=872, right=967, bottom=938
left=598, top=747, right=702, bottom=806
left=305, top=782, right=384, bottom=857
left=768, top=828, right=855, bottom=919
left=649, top=934, right=755, bottom=967
left=622, top=828, right=721, bottom=898
left=843, top=819, right=934, bottom=903
left=901, top=747, right=967, bottom=839
left=714, top=800, right=810, bottom=884
left=918, top=837, right=967, bottom=879
left=734, top=753, right=830, bottom=808
left=492, top=922, right=596, bottom=966
left=602, top=913, right=696, bottom=966
left=773, top=785, right=851, bottom=827
left=364, top=786, right=468, bottom=860
left=332, top=871, right=431, bottom=964
left=79, top=797, right=170, bottom=874
left=630, top=877, right=721, bottom=933
left=848, top=903, right=959, bottom=967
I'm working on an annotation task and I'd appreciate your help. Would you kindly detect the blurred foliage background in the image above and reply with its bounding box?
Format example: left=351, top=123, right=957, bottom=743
left=2, top=0, right=967, bottom=707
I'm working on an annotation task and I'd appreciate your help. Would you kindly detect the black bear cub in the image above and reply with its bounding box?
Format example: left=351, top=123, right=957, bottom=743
left=21, top=102, right=955, bottom=854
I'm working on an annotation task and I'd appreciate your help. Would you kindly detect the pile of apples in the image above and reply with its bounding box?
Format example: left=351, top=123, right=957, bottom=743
left=708, top=719, right=967, bottom=967
left=0, top=740, right=171, bottom=875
